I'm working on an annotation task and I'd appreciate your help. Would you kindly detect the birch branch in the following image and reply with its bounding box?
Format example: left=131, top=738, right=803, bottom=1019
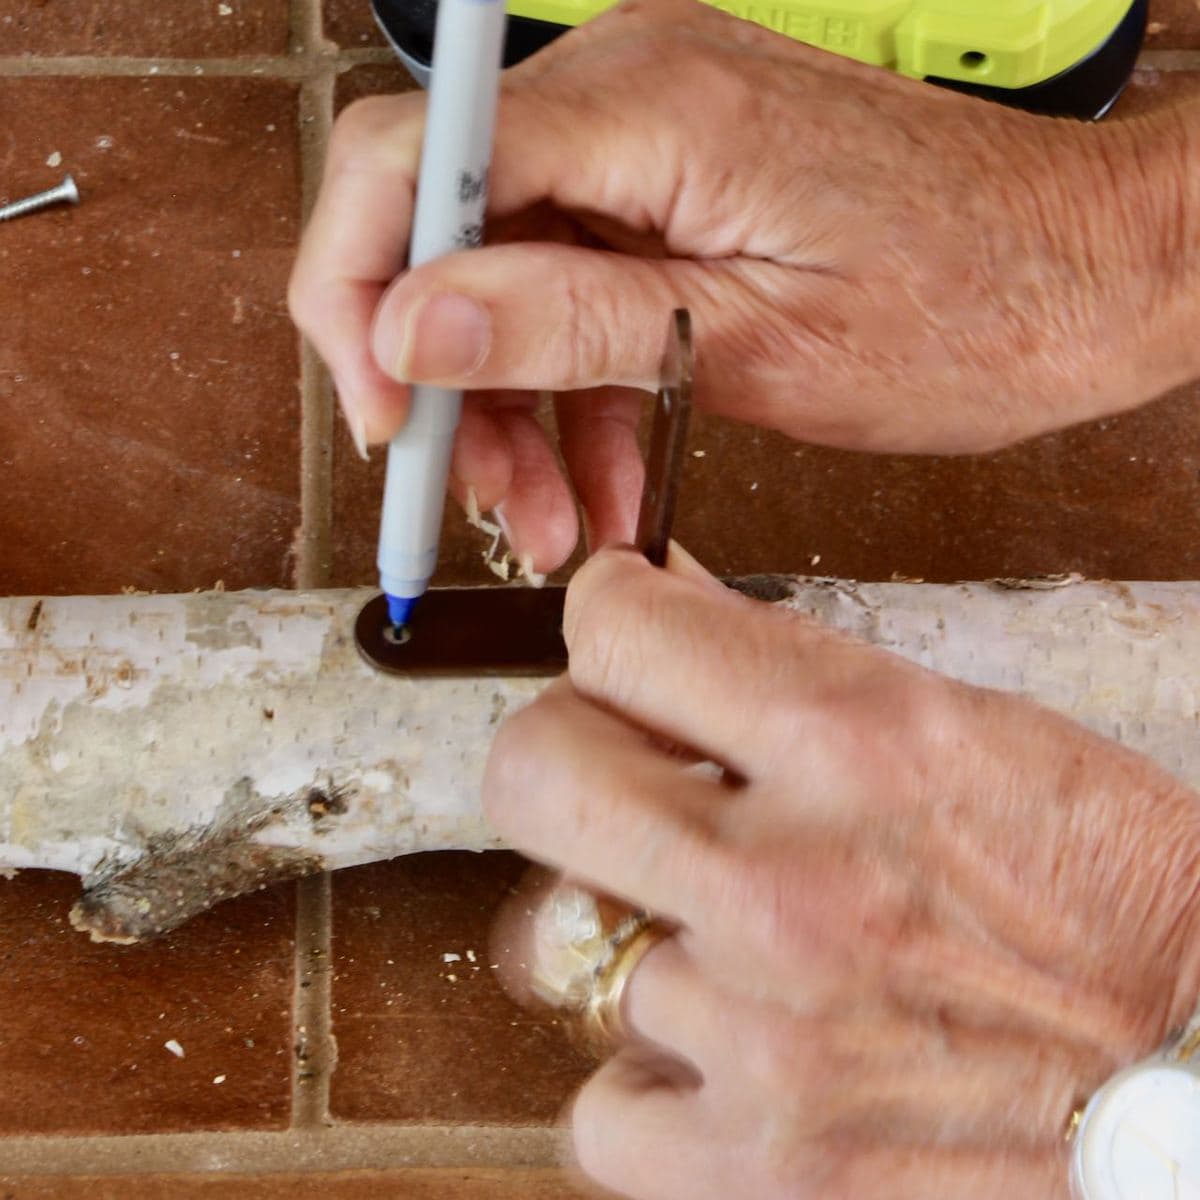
left=2, top=580, right=1196, bottom=942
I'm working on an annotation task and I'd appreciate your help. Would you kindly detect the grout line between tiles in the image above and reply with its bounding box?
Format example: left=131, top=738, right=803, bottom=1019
left=294, top=60, right=336, bottom=590
left=289, top=0, right=329, bottom=57
left=0, top=1125, right=570, bottom=1176
left=328, top=47, right=397, bottom=67
left=1137, top=48, right=1200, bottom=69
left=0, top=45, right=1196, bottom=74
left=296, top=344, right=336, bottom=590
left=290, top=0, right=338, bottom=1134
left=0, top=46, right=1195, bottom=80
left=0, top=49, right=396, bottom=78
left=293, top=873, right=335, bottom=1127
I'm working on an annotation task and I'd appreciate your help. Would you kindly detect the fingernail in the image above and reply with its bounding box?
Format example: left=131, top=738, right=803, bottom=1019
left=392, top=293, right=491, bottom=382
left=518, top=553, right=546, bottom=589
left=345, top=407, right=370, bottom=462
left=492, top=503, right=546, bottom=586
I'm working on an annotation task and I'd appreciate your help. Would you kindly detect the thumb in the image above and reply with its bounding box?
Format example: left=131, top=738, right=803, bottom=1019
left=370, top=242, right=701, bottom=393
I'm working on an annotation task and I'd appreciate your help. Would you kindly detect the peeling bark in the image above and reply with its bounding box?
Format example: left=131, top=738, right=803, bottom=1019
left=2, top=581, right=1198, bottom=942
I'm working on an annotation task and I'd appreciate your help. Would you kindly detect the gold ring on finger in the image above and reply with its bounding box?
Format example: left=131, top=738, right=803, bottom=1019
left=529, top=883, right=671, bottom=1054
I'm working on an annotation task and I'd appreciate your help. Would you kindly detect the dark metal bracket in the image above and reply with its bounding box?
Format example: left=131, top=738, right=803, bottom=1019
left=355, top=310, right=694, bottom=678
left=355, top=585, right=569, bottom=677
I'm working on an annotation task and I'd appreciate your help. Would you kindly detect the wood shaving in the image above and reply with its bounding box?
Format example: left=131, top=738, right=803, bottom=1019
left=465, top=487, right=545, bottom=587
left=988, top=573, right=1085, bottom=591
left=518, top=554, right=546, bottom=589
left=465, top=487, right=504, bottom=561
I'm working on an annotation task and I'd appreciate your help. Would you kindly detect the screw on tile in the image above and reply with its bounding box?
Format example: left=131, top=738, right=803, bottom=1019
left=0, top=174, right=80, bottom=223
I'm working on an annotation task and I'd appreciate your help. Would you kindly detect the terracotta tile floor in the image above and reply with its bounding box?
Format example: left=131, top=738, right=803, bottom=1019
left=0, top=874, right=295, bottom=1136
left=1, top=0, right=1199, bottom=1192
left=675, top=384, right=1200, bottom=583
left=323, top=0, right=386, bottom=48
left=0, top=75, right=302, bottom=596
left=330, top=854, right=591, bottom=1125
left=1, top=1, right=292, bottom=58
left=1147, top=0, right=1200, bottom=46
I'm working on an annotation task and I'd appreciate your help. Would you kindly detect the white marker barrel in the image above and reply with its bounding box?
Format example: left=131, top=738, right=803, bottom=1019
left=378, top=0, right=507, bottom=603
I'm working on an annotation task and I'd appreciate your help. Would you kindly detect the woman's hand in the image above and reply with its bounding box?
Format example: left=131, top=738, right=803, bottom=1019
left=289, top=0, right=1200, bottom=572
left=482, top=546, right=1200, bottom=1199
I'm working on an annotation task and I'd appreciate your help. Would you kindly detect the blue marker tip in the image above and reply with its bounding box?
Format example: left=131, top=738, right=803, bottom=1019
left=386, top=593, right=418, bottom=629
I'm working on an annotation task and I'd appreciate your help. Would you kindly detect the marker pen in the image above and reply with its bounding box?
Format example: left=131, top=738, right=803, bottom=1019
left=377, top=0, right=507, bottom=628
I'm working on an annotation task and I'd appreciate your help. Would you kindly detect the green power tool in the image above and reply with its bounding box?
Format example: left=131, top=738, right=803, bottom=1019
left=372, top=0, right=1146, bottom=119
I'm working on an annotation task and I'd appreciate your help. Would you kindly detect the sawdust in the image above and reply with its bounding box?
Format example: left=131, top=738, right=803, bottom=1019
left=988, top=573, right=1085, bottom=590
left=464, top=488, right=546, bottom=588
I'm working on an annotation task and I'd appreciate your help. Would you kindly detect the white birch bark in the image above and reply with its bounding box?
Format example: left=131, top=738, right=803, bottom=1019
left=1, top=579, right=1196, bottom=941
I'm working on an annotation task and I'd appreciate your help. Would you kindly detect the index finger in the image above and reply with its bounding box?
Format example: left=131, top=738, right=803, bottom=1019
left=483, top=679, right=729, bottom=924
left=563, top=547, right=886, bottom=781
left=288, top=94, right=423, bottom=442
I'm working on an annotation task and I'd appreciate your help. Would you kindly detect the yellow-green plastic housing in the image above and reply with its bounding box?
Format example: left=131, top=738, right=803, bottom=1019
left=505, top=0, right=1131, bottom=89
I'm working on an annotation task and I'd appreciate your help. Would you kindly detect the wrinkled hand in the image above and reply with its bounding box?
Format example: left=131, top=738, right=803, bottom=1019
left=289, top=0, right=1198, bottom=572
left=483, top=547, right=1200, bottom=1200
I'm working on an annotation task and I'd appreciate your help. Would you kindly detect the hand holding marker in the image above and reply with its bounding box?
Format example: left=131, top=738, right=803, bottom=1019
left=377, top=0, right=508, bottom=631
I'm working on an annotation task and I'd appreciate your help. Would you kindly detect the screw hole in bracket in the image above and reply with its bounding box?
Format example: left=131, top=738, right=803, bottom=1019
left=382, top=623, right=412, bottom=646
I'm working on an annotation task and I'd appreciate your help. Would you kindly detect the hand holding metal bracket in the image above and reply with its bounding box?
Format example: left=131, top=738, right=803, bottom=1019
left=354, top=309, right=694, bottom=677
